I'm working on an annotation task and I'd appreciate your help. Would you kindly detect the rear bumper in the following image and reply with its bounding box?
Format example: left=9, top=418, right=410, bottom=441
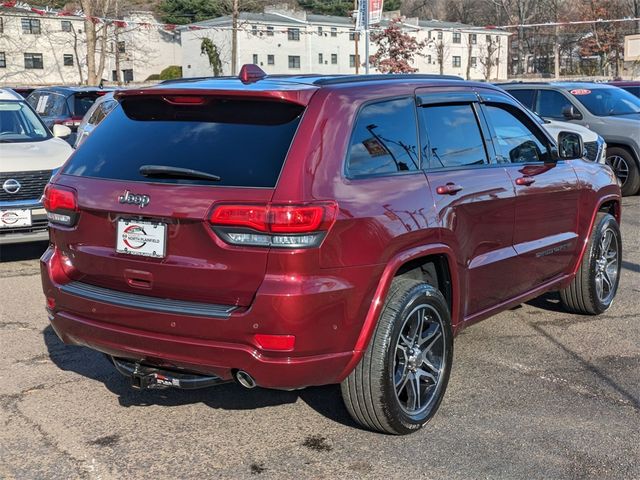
left=41, top=246, right=379, bottom=389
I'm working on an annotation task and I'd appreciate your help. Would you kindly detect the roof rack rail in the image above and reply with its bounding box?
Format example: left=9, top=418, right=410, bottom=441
left=314, top=74, right=463, bottom=86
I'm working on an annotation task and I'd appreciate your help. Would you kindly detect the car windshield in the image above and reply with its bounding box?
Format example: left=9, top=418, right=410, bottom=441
left=0, top=101, right=50, bottom=143
left=568, top=87, right=640, bottom=116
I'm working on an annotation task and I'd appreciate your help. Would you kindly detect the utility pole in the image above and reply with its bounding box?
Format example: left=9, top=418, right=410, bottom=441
left=364, top=0, right=370, bottom=74
left=232, top=0, right=239, bottom=75
left=553, top=24, right=560, bottom=79
left=354, top=0, right=359, bottom=74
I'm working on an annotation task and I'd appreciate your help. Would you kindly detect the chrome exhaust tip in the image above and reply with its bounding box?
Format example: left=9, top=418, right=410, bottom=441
left=235, top=370, right=257, bottom=389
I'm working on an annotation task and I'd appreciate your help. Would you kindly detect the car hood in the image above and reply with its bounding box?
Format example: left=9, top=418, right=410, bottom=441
left=543, top=119, right=599, bottom=142
left=0, top=137, right=73, bottom=173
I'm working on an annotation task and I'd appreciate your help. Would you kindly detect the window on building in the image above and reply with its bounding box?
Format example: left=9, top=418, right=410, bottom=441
left=0, top=52, right=5, bottom=68
left=252, top=54, right=258, bottom=64
left=349, top=32, right=355, bottom=41
left=419, top=104, right=488, bottom=169
left=469, top=33, right=477, bottom=44
left=453, top=32, right=461, bottom=43
left=288, top=28, right=300, bottom=41
left=61, top=20, right=72, bottom=32
left=349, top=54, right=360, bottom=68
left=428, top=30, right=431, bottom=39
left=470, top=57, right=477, bottom=68
left=331, top=53, right=337, bottom=64
left=288, top=55, right=301, bottom=69
left=21, top=18, right=41, bottom=34
left=63, top=54, right=74, bottom=66
left=112, top=70, right=117, bottom=81
left=267, top=54, right=274, bottom=65
left=318, top=53, right=323, bottom=64
left=251, top=25, right=258, bottom=35
left=122, top=69, right=134, bottom=83
left=486, top=34, right=491, bottom=43
left=452, top=56, right=461, bottom=68
left=117, top=41, right=126, bottom=54
left=266, top=26, right=274, bottom=36
left=347, top=97, right=420, bottom=177
left=437, top=31, right=442, bottom=40
left=24, top=53, right=43, bottom=69
left=0, top=17, right=4, bottom=34
left=331, top=27, right=337, bottom=37
left=317, top=26, right=323, bottom=35
left=427, top=55, right=432, bottom=64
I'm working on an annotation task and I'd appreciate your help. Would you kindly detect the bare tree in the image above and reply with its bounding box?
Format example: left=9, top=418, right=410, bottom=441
left=479, top=36, right=499, bottom=80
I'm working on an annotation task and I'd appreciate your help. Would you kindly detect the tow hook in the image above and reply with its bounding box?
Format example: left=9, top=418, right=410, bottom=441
left=111, top=357, right=230, bottom=390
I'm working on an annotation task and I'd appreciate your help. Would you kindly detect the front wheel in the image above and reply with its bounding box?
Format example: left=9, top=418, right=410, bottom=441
left=560, top=213, right=622, bottom=315
left=606, top=147, right=640, bottom=196
left=341, top=278, right=453, bottom=434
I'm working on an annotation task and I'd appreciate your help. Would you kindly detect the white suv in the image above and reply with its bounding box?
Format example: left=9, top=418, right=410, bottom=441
left=0, top=88, right=73, bottom=244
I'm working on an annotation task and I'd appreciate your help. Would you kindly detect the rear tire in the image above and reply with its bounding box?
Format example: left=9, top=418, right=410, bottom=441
left=560, top=213, right=622, bottom=315
left=606, top=147, right=640, bottom=196
left=341, top=278, right=453, bottom=435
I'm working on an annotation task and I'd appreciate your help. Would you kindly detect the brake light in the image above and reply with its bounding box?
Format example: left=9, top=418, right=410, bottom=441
left=164, top=95, right=207, bottom=105
left=209, top=202, right=337, bottom=248
left=55, top=117, right=82, bottom=128
left=43, top=184, right=78, bottom=226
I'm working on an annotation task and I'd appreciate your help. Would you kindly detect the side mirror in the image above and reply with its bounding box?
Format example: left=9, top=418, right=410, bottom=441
left=52, top=124, right=72, bottom=138
left=557, top=131, right=584, bottom=160
left=561, top=105, right=582, bottom=120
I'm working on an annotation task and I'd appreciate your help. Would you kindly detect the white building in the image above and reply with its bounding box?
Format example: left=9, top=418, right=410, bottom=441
left=180, top=7, right=510, bottom=80
left=0, top=8, right=181, bottom=86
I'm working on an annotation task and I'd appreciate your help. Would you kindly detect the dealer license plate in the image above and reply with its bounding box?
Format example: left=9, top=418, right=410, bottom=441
left=0, top=209, right=32, bottom=228
left=116, top=219, right=166, bottom=258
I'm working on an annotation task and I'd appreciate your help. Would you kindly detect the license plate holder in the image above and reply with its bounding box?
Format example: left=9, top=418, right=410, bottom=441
left=116, top=219, right=167, bottom=258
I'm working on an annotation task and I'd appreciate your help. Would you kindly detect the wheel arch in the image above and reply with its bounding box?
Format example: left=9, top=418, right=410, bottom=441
left=337, top=243, right=461, bottom=381
left=606, top=142, right=640, bottom=167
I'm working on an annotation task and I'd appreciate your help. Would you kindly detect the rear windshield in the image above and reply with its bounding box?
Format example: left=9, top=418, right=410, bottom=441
left=63, top=97, right=304, bottom=188
left=73, top=93, right=102, bottom=117
left=28, top=91, right=67, bottom=117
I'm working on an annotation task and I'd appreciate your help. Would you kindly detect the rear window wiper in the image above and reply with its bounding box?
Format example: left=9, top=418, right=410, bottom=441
left=139, top=165, right=221, bottom=182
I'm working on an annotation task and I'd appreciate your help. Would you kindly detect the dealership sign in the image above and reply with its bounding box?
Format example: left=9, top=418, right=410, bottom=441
left=356, top=0, right=384, bottom=30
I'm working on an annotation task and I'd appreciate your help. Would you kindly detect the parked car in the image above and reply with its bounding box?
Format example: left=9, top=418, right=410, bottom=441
left=8, top=87, right=36, bottom=98
left=41, top=67, right=622, bottom=435
left=609, top=80, right=640, bottom=98
left=499, top=82, right=640, bottom=196
left=26, top=86, right=112, bottom=146
left=74, top=92, right=117, bottom=148
left=0, top=88, right=73, bottom=244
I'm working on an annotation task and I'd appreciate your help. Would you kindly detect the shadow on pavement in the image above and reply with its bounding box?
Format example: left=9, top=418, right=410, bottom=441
left=42, top=325, right=358, bottom=429
left=0, top=241, right=49, bottom=262
left=525, top=291, right=566, bottom=313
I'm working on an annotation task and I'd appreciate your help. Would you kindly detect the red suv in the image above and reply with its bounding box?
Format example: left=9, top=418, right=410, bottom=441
left=41, top=67, right=622, bottom=434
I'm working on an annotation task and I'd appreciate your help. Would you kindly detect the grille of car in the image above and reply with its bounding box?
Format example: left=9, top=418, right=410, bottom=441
left=584, top=142, right=599, bottom=162
left=0, top=170, right=52, bottom=202
left=0, top=218, right=48, bottom=235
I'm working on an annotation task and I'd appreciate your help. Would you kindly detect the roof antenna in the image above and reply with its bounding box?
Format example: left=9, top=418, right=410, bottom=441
left=239, top=64, right=267, bottom=84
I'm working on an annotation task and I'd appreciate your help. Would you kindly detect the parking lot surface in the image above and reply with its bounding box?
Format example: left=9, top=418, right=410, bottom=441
left=1, top=197, right=638, bottom=480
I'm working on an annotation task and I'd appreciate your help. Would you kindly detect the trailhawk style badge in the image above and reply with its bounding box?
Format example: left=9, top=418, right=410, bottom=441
left=0, top=209, right=32, bottom=228
left=116, top=220, right=166, bottom=258
left=118, top=190, right=150, bottom=208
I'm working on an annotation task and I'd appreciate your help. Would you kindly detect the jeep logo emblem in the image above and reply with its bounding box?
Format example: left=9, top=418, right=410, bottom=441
left=119, top=190, right=150, bottom=208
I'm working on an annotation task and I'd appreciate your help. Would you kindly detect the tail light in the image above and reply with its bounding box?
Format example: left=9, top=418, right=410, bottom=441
left=43, top=184, right=78, bottom=226
left=54, top=117, right=83, bottom=129
left=210, top=202, right=338, bottom=248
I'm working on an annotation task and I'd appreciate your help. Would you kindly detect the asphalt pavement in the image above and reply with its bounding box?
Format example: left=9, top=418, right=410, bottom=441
left=1, top=197, right=638, bottom=480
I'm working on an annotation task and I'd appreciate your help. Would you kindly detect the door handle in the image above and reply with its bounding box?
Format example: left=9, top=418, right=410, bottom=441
left=436, top=183, right=463, bottom=195
left=515, top=176, right=536, bottom=186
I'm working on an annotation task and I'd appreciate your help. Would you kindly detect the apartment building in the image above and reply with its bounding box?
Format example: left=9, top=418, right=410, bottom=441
left=0, top=8, right=181, bottom=86
left=180, top=7, right=510, bottom=80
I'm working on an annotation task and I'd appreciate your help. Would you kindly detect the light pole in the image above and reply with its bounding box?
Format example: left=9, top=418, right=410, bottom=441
left=364, top=0, right=370, bottom=74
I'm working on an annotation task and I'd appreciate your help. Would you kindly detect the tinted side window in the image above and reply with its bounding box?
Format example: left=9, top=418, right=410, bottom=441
left=346, top=97, right=419, bottom=177
left=508, top=89, right=535, bottom=109
left=419, top=104, right=488, bottom=169
left=536, top=90, right=573, bottom=119
left=483, top=105, right=549, bottom=164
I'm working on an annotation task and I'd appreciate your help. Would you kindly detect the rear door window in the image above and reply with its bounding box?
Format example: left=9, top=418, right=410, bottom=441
left=346, top=97, right=420, bottom=177
left=63, top=97, right=304, bottom=188
left=72, top=93, right=101, bottom=117
left=507, top=89, right=536, bottom=109
left=419, top=104, right=488, bottom=169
